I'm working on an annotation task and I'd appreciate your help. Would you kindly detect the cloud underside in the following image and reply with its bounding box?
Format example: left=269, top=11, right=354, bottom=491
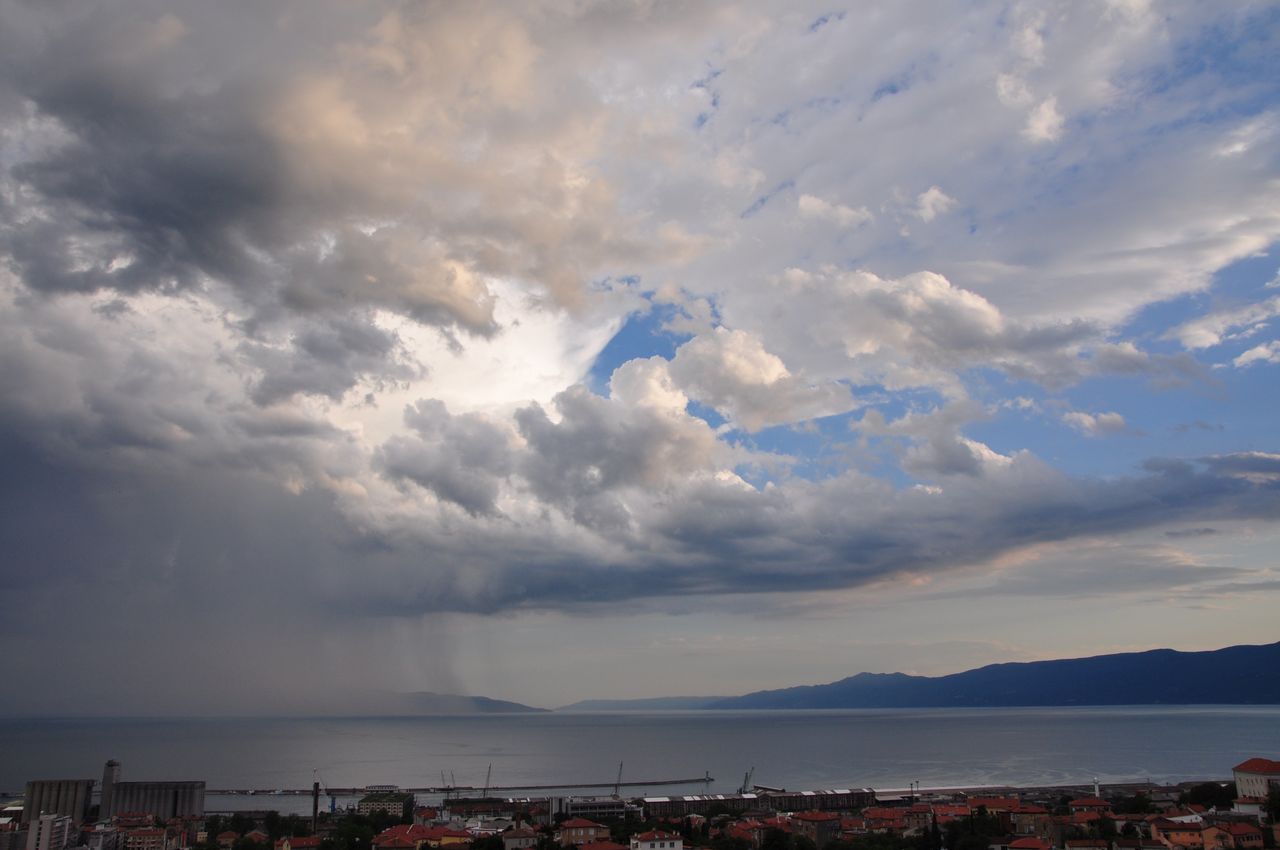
left=1, top=0, right=1279, bottom=645
left=4, top=397, right=1277, bottom=618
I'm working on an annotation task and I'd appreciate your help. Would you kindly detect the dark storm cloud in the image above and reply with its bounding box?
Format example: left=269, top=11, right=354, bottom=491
left=0, top=1, right=510, bottom=402
left=377, top=400, right=513, bottom=517
left=246, top=314, right=416, bottom=405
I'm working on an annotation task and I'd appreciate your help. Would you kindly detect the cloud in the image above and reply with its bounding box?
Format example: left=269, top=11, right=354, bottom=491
left=1062, top=410, right=1128, bottom=437
left=915, top=186, right=957, bottom=222
left=855, top=401, right=1014, bottom=479
left=1023, top=96, right=1064, bottom=143
left=1, top=0, right=1280, bottom=711
left=797, top=193, right=872, bottom=228
left=1233, top=340, right=1280, bottom=367
left=1169, top=296, right=1280, bottom=349
left=376, top=400, right=514, bottom=516
left=666, top=327, right=854, bottom=431
left=717, top=267, right=1191, bottom=396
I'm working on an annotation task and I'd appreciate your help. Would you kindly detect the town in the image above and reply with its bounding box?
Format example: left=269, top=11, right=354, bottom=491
left=4, top=760, right=1279, bottom=850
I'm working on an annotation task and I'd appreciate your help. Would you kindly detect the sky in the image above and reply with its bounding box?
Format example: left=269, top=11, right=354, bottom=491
left=1, top=0, right=1279, bottom=715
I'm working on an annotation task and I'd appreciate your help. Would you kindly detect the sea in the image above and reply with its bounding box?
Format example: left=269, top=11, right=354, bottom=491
left=2, top=707, right=1277, bottom=814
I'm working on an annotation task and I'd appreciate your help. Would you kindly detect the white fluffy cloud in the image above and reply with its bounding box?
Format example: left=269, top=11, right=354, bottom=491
left=666, top=327, right=854, bottom=431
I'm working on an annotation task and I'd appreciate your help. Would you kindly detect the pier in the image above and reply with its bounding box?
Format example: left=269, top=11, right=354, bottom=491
left=207, top=774, right=714, bottom=796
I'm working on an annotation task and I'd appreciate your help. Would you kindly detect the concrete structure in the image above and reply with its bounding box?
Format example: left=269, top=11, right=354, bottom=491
left=25, top=815, right=74, bottom=850
left=101, top=763, right=120, bottom=821
left=0, top=831, right=29, bottom=850
left=99, top=761, right=203, bottom=821
left=21, top=781, right=95, bottom=825
left=105, top=783, right=204, bottom=821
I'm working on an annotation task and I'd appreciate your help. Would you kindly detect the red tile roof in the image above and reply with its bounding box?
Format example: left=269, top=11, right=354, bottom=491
left=377, top=838, right=418, bottom=850
left=631, top=832, right=679, bottom=842
left=1233, top=758, right=1280, bottom=775
left=1009, top=839, right=1050, bottom=850
left=793, top=812, right=839, bottom=822
left=579, top=843, right=628, bottom=850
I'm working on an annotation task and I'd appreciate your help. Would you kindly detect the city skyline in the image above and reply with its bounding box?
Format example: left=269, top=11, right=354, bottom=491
left=1, top=1, right=1279, bottom=714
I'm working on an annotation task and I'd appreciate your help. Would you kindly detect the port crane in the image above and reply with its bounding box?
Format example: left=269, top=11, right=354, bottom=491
left=738, top=767, right=754, bottom=795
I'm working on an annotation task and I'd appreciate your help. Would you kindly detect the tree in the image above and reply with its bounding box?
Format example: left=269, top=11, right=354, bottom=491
left=1265, top=786, right=1280, bottom=823
left=1111, top=795, right=1153, bottom=816
left=1179, top=783, right=1236, bottom=811
left=760, top=828, right=791, bottom=850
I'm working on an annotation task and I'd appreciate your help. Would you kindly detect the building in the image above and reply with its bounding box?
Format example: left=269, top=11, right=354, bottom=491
left=1232, top=759, right=1280, bottom=803
left=792, top=812, right=840, bottom=845
left=25, top=815, right=74, bottom=850
left=552, top=799, right=639, bottom=822
left=501, top=828, right=538, bottom=850
left=276, top=838, right=323, bottom=850
left=628, top=832, right=682, bottom=850
left=359, top=795, right=413, bottom=820
left=100, top=762, right=203, bottom=821
left=371, top=825, right=470, bottom=850
left=120, top=828, right=165, bottom=850
left=1153, top=818, right=1208, bottom=850
left=85, top=826, right=121, bottom=850
left=642, top=789, right=872, bottom=819
left=555, top=819, right=609, bottom=848
left=21, top=781, right=95, bottom=825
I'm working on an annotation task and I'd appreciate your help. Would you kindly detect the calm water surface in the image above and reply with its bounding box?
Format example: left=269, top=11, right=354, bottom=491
left=2, top=707, right=1276, bottom=811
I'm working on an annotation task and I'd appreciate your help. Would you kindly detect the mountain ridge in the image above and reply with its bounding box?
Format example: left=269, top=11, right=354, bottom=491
left=559, top=642, right=1280, bottom=711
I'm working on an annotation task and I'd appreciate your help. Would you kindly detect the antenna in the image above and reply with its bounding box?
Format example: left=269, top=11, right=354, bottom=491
left=615, top=762, right=623, bottom=797
left=483, top=764, right=492, bottom=798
